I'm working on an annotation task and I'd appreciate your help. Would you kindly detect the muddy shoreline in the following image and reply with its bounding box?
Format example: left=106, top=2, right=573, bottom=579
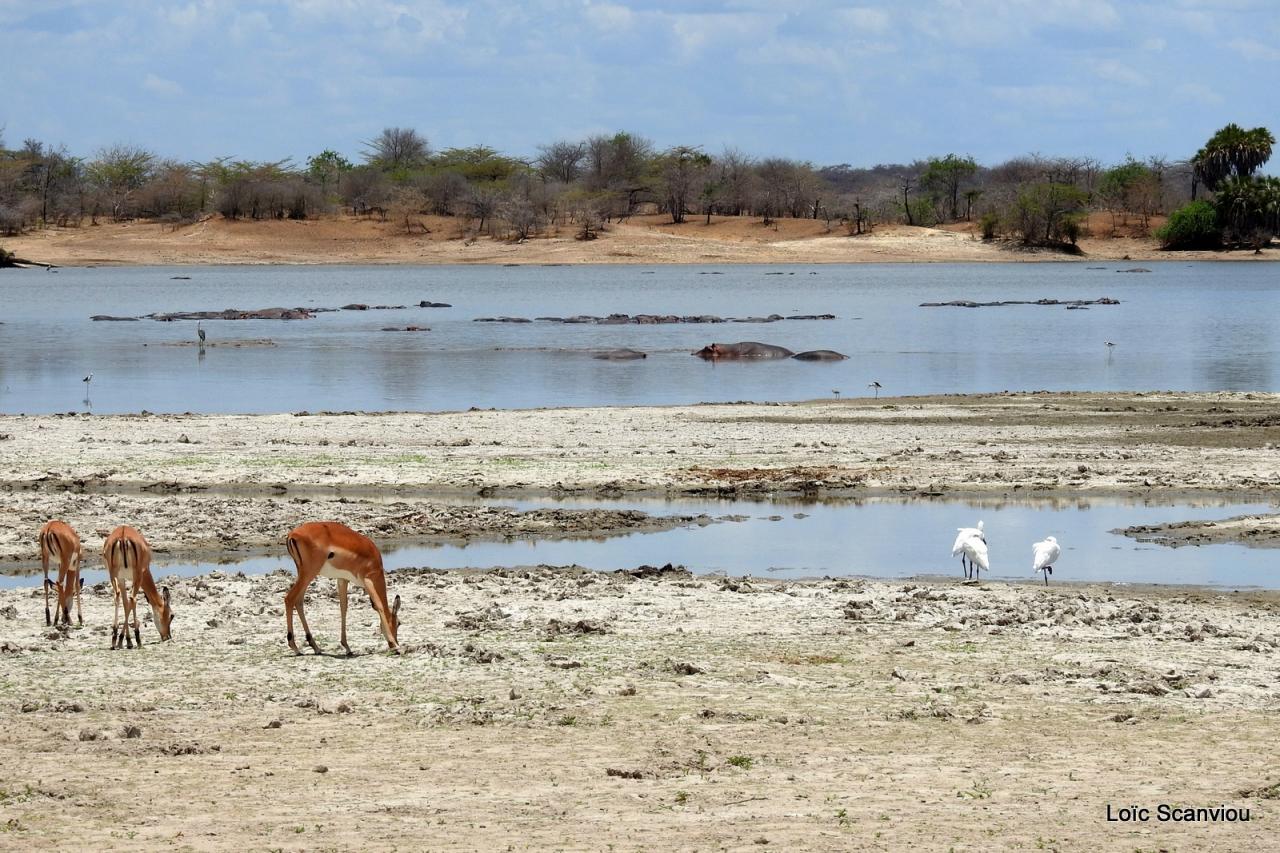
left=2, top=567, right=1278, bottom=849
left=5, top=392, right=1280, bottom=560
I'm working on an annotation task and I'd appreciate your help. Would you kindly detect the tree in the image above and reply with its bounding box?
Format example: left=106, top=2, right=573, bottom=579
left=920, top=154, right=977, bottom=221
left=1098, top=157, right=1156, bottom=231
left=657, top=146, right=710, bottom=224
left=536, top=141, right=586, bottom=184
left=1008, top=183, right=1088, bottom=246
left=85, top=144, right=155, bottom=221
left=1192, top=123, right=1274, bottom=193
left=307, top=150, right=352, bottom=199
left=363, top=127, right=429, bottom=173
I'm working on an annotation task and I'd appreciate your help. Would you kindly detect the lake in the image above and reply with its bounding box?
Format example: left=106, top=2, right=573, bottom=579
left=2, top=261, right=1278, bottom=414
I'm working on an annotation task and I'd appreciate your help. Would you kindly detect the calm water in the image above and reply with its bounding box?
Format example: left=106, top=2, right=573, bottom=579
left=2, top=262, right=1278, bottom=414
left=6, top=496, right=1277, bottom=589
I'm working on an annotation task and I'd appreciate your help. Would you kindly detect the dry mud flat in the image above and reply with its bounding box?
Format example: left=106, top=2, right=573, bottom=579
left=1, top=568, right=1278, bottom=850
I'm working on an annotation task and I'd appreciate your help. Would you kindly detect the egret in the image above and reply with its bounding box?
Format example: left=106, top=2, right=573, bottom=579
left=197, top=322, right=206, bottom=346
left=1032, top=536, right=1060, bottom=586
left=961, top=535, right=989, bottom=582
left=868, top=380, right=882, bottom=399
left=951, top=521, right=985, bottom=580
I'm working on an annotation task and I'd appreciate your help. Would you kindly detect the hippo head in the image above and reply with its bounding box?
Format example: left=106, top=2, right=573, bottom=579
left=693, top=343, right=724, bottom=359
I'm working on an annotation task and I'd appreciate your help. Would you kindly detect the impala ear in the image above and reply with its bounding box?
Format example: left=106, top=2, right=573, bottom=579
left=79, top=577, right=85, bottom=589
left=162, top=586, right=171, bottom=607
left=391, top=595, right=401, bottom=616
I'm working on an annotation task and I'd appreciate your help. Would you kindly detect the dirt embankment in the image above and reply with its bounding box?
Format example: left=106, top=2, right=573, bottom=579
left=1, top=568, right=1277, bottom=850
left=3, top=213, right=1274, bottom=266
left=6, top=392, right=1280, bottom=559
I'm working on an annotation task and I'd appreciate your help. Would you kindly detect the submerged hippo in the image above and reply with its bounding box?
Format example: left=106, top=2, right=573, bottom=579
left=792, top=350, right=849, bottom=361
left=593, top=348, right=647, bottom=360
left=692, top=342, right=795, bottom=360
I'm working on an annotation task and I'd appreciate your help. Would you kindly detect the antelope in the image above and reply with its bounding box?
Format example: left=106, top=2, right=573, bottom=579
left=284, top=522, right=402, bottom=655
left=39, top=520, right=84, bottom=627
left=102, top=526, right=174, bottom=649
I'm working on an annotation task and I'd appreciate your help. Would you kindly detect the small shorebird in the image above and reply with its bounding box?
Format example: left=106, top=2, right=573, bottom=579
left=1105, top=341, right=1116, bottom=349
left=868, top=380, right=882, bottom=398
left=951, top=521, right=985, bottom=581
left=832, top=389, right=841, bottom=399
left=82, top=372, right=93, bottom=386
left=1032, top=536, right=1061, bottom=585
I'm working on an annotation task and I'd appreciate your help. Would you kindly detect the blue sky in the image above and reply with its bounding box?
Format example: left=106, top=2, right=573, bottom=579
left=2, top=0, right=1277, bottom=167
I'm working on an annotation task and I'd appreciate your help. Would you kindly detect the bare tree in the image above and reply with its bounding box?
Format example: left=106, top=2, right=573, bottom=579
left=536, top=140, right=586, bottom=184
left=362, top=127, right=429, bottom=172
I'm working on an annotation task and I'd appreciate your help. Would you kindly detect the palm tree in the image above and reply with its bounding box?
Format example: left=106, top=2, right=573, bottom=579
left=1193, top=123, right=1275, bottom=192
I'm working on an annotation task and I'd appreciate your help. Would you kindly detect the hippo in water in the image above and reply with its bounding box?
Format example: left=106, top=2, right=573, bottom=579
left=593, top=348, right=647, bottom=360
left=792, top=350, right=848, bottom=361
left=693, top=342, right=795, bottom=360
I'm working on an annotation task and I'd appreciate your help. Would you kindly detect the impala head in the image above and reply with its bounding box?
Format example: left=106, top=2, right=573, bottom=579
left=153, top=586, right=175, bottom=641
left=386, top=594, right=402, bottom=650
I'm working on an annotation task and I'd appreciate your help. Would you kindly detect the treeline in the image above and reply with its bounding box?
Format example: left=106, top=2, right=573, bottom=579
left=0, top=123, right=1273, bottom=249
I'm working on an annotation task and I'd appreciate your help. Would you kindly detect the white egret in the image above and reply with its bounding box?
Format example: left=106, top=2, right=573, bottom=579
left=1032, top=536, right=1061, bottom=585
left=951, top=521, right=985, bottom=580
left=961, top=536, right=989, bottom=582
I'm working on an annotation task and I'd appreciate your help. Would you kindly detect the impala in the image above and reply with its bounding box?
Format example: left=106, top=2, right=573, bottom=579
left=284, top=521, right=402, bottom=655
left=39, top=520, right=83, bottom=627
left=102, top=526, right=174, bottom=649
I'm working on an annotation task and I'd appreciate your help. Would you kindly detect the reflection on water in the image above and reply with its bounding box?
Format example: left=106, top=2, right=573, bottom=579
left=4, top=495, right=1277, bottom=590
left=2, top=262, right=1280, bottom=414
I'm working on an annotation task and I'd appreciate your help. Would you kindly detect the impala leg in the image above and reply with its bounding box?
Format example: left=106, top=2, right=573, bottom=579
left=128, top=581, right=142, bottom=648
left=75, top=575, right=84, bottom=626
left=43, top=571, right=51, bottom=627
left=337, top=579, right=352, bottom=656
left=110, top=578, right=122, bottom=649
left=285, top=577, right=321, bottom=654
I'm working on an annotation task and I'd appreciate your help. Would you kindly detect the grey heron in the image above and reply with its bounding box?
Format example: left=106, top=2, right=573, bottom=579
left=197, top=322, right=206, bottom=346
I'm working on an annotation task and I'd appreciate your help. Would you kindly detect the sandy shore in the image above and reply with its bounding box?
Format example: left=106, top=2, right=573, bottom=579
left=3, top=392, right=1280, bottom=563
left=1, top=568, right=1276, bottom=850
left=4, top=214, right=1274, bottom=266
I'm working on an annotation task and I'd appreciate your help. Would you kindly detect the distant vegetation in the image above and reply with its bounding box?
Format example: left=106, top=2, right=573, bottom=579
left=0, top=122, right=1274, bottom=252
left=1158, top=124, right=1277, bottom=250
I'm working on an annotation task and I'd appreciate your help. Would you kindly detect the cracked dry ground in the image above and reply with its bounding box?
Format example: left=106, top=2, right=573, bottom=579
left=1, top=568, right=1278, bottom=851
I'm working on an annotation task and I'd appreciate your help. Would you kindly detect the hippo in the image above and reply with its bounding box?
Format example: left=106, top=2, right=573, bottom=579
left=792, top=350, right=849, bottom=361
left=593, top=349, right=647, bottom=360
left=692, top=342, right=795, bottom=360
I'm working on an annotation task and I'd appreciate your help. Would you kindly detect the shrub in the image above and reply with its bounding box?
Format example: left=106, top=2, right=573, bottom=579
left=978, top=212, right=999, bottom=240
left=1156, top=201, right=1220, bottom=249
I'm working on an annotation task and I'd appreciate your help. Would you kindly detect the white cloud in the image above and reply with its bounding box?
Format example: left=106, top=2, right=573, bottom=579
left=142, top=73, right=183, bottom=96
left=836, top=7, right=891, bottom=35
left=1174, top=82, right=1225, bottom=105
left=585, top=2, right=633, bottom=32
left=1229, top=37, right=1280, bottom=61
left=1092, top=59, right=1147, bottom=86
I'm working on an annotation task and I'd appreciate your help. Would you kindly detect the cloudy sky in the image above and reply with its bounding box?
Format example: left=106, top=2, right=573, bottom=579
left=2, top=0, right=1277, bottom=167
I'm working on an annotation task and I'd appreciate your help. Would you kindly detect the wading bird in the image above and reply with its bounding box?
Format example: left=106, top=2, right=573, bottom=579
left=961, top=534, right=989, bottom=582
left=951, top=520, right=985, bottom=580
left=197, top=322, right=206, bottom=346
left=868, top=380, right=882, bottom=398
left=82, top=372, right=93, bottom=385
left=1032, top=536, right=1061, bottom=585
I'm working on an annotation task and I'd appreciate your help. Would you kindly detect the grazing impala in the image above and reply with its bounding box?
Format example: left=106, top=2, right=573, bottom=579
left=39, top=520, right=83, bottom=627
left=284, top=521, right=402, bottom=655
left=102, top=526, right=174, bottom=649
